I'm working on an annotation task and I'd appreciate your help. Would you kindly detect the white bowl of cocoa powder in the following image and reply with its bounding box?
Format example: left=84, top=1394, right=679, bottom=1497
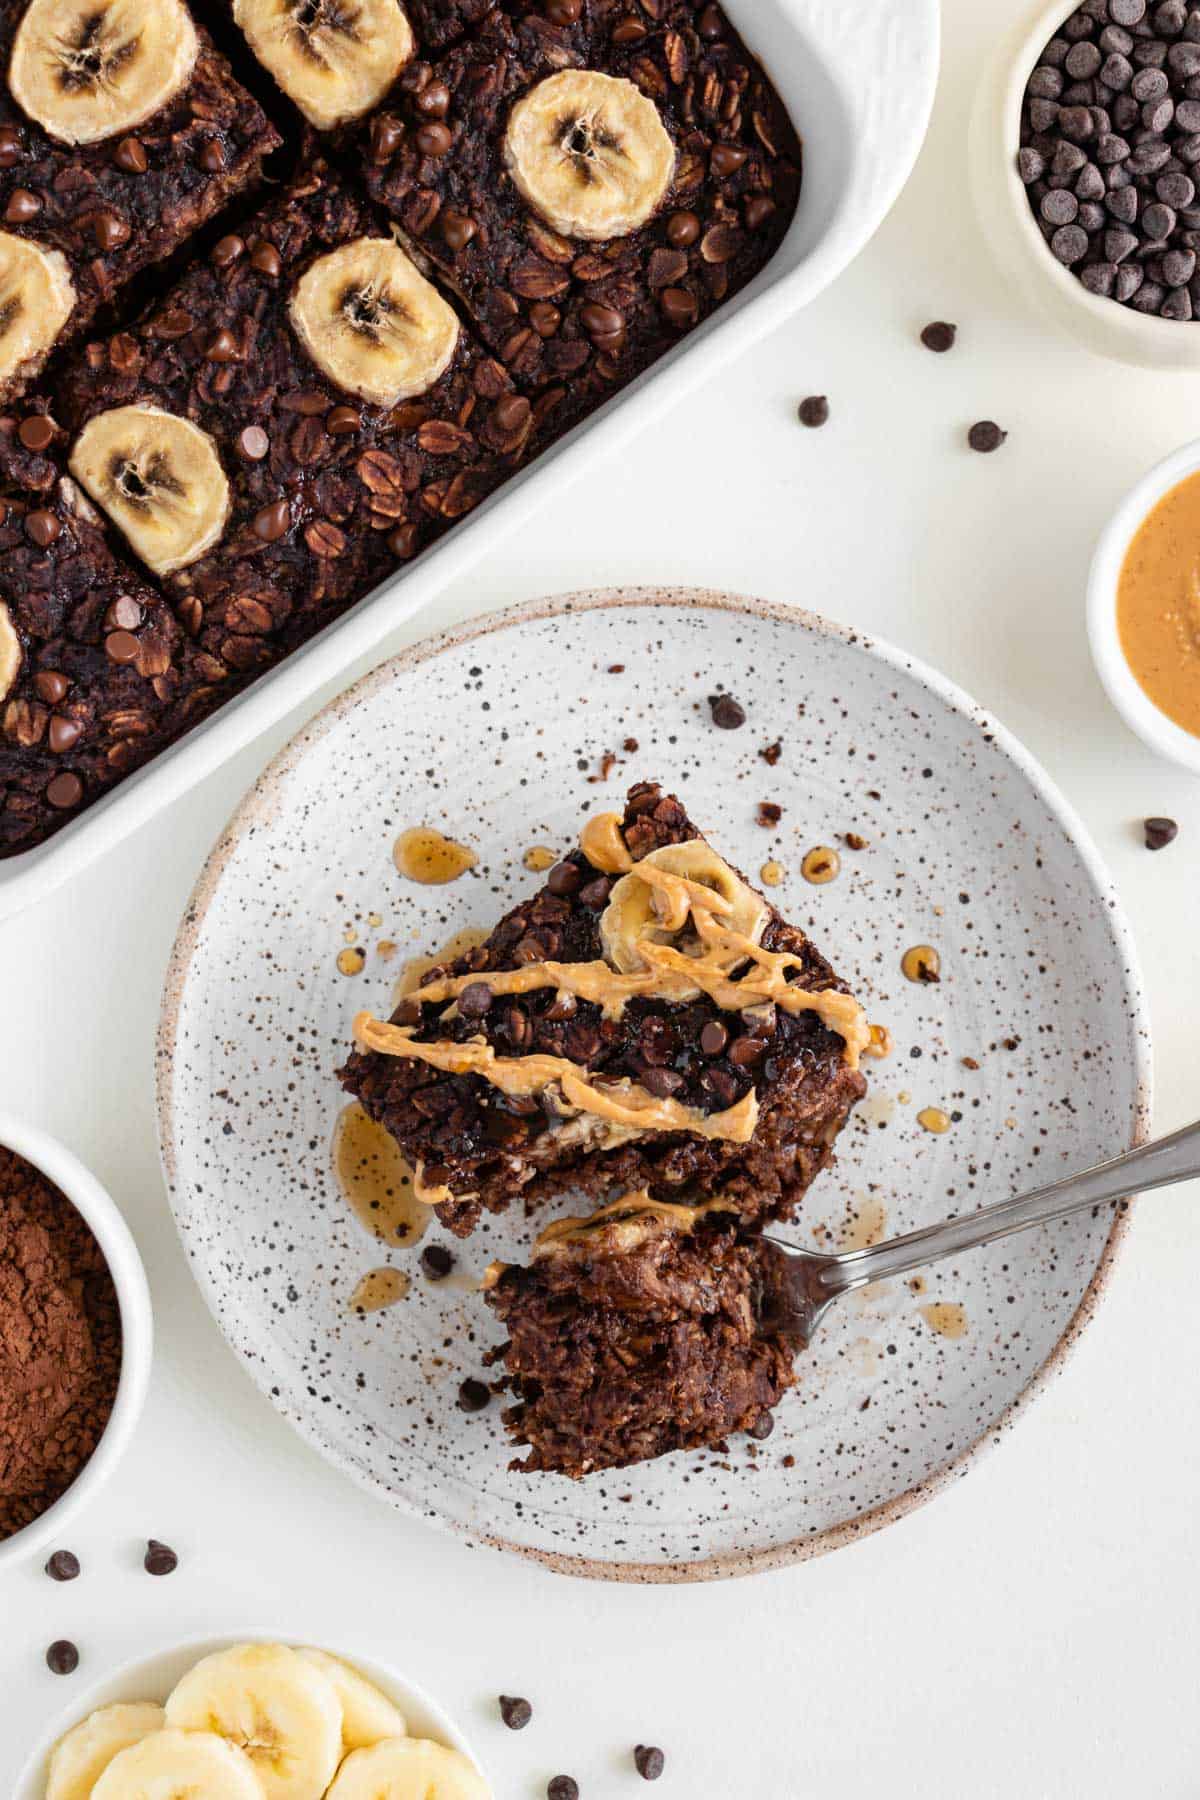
left=0, top=1115, right=152, bottom=1575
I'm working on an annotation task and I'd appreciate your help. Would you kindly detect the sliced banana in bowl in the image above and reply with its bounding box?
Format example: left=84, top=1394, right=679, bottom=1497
left=68, top=405, right=231, bottom=577
left=0, top=234, right=77, bottom=393
left=600, top=841, right=769, bottom=974
left=45, top=1702, right=166, bottom=1800
left=163, top=1642, right=343, bottom=1800
left=290, top=237, right=460, bottom=406
left=10, top=0, right=199, bottom=147
left=90, top=1726, right=265, bottom=1800
left=327, top=1737, right=490, bottom=1800
left=504, top=69, right=676, bottom=241
left=296, top=1647, right=407, bottom=1753
left=233, top=0, right=415, bottom=132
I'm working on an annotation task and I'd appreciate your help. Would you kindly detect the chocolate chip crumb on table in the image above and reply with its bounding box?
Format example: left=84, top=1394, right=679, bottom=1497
left=0, top=0, right=279, bottom=404
left=340, top=781, right=872, bottom=1237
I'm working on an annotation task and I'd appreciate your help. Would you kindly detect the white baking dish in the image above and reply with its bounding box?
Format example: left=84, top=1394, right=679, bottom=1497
left=0, top=0, right=939, bottom=921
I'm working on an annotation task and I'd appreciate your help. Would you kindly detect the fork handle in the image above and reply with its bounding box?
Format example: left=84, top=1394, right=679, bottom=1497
left=820, top=1115, right=1200, bottom=1298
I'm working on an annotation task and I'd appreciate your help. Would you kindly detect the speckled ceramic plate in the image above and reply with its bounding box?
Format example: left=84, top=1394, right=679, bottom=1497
left=157, top=590, right=1151, bottom=1581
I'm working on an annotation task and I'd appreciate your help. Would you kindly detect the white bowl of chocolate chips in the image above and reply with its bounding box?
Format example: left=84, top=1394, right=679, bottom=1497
left=973, top=0, right=1200, bottom=367
left=0, top=1114, right=152, bottom=1577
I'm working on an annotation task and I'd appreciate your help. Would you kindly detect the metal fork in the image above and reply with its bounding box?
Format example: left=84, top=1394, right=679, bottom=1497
left=760, top=1117, right=1200, bottom=1344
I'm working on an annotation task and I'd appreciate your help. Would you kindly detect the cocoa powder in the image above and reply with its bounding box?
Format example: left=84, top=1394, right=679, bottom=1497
left=0, top=1146, right=121, bottom=1541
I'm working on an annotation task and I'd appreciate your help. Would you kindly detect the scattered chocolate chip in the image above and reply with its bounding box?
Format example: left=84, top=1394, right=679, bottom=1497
left=212, top=234, right=245, bottom=268
left=113, top=136, right=148, bottom=174
left=578, top=875, right=611, bottom=907
left=326, top=405, right=361, bottom=436
left=546, top=860, right=582, bottom=896
left=197, top=138, right=226, bottom=173
left=708, top=692, right=746, bottom=729
left=105, top=629, right=141, bottom=666
left=206, top=328, right=239, bottom=363
left=748, top=1411, right=775, bottom=1439
left=711, top=142, right=749, bottom=176
left=699, top=1021, right=728, bottom=1056
left=441, top=209, right=476, bottom=250
left=920, top=320, right=957, bottom=352
left=660, top=286, right=699, bottom=328
left=421, top=1243, right=454, bottom=1280
left=635, top=1745, right=666, bottom=1780
left=48, top=716, right=83, bottom=754
left=250, top=241, right=282, bottom=277
left=1144, top=814, right=1178, bottom=848
left=499, top=1695, right=532, bottom=1730
left=416, top=122, right=453, bottom=156
left=5, top=188, right=41, bottom=223
left=45, top=1550, right=80, bottom=1582
left=547, top=1780, right=579, bottom=1800
left=798, top=394, right=829, bottom=427
left=0, top=125, right=22, bottom=168
left=967, top=420, right=1007, bottom=453
left=35, top=671, right=69, bottom=705
left=457, top=981, right=493, bottom=1017
left=46, top=1640, right=78, bottom=1675
left=19, top=413, right=55, bottom=452
left=252, top=500, right=290, bottom=542
left=26, top=508, right=61, bottom=547
left=457, top=1377, right=490, bottom=1412
left=545, top=0, right=582, bottom=18
left=92, top=209, right=130, bottom=251
left=237, top=425, right=270, bottom=461
left=144, top=1539, right=178, bottom=1576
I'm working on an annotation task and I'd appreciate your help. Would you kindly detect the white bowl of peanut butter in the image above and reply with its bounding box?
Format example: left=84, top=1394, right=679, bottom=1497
left=1089, top=436, right=1200, bottom=771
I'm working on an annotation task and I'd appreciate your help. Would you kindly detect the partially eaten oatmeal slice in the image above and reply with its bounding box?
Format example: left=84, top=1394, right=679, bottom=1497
left=339, top=781, right=874, bottom=1237
left=484, top=1192, right=803, bottom=1477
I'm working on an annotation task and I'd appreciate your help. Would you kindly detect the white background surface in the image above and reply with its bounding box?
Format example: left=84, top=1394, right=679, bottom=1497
left=5, top=1, right=1200, bottom=1793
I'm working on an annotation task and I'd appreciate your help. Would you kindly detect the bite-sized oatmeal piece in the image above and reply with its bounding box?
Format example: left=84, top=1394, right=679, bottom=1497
left=362, top=2, right=801, bottom=434
left=485, top=1192, right=801, bottom=1476
left=407, top=0, right=497, bottom=53
left=56, top=161, right=536, bottom=677
left=0, top=0, right=279, bottom=404
left=339, top=780, right=869, bottom=1237
left=0, top=442, right=219, bottom=858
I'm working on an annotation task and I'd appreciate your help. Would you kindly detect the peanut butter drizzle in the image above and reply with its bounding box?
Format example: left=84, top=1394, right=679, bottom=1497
left=352, top=1015, right=761, bottom=1143
left=532, top=1189, right=737, bottom=1258
left=579, top=811, right=634, bottom=873
left=349, top=1267, right=410, bottom=1313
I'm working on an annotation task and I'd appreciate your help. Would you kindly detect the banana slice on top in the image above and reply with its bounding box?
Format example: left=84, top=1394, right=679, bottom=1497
left=233, top=0, right=415, bottom=131
left=296, top=1648, right=407, bottom=1751
left=69, top=405, right=230, bottom=577
left=326, top=1736, right=490, bottom=1800
left=0, top=232, right=76, bottom=391
left=89, top=1726, right=265, bottom=1800
left=0, top=600, right=22, bottom=706
left=46, top=1701, right=167, bottom=1800
left=10, top=0, right=199, bottom=147
left=600, top=841, right=768, bottom=974
left=504, top=69, right=675, bottom=241
left=163, top=1642, right=343, bottom=1800
left=290, top=237, right=459, bottom=406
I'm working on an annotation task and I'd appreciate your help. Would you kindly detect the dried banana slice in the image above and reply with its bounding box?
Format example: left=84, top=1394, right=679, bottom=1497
left=504, top=69, right=675, bottom=241
left=69, top=405, right=231, bottom=576
left=0, top=232, right=76, bottom=391
left=600, top=841, right=768, bottom=974
left=289, top=236, right=459, bottom=405
left=10, top=0, right=199, bottom=147
left=233, top=0, right=415, bottom=131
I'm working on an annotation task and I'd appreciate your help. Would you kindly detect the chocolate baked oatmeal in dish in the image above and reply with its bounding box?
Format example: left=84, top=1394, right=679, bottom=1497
left=341, top=781, right=871, bottom=1238
left=57, top=159, right=536, bottom=674
left=0, top=0, right=279, bottom=404
left=364, top=0, right=802, bottom=435
left=484, top=1192, right=802, bottom=1476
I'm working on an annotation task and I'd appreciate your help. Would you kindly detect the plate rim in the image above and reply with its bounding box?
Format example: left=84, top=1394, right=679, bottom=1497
left=156, top=586, right=1153, bottom=1583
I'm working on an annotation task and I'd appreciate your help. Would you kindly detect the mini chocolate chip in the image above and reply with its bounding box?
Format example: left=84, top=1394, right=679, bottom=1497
left=666, top=209, right=701, bottom=247
left=1144, top=815, right=1178, bottom=848
left=421, top=1243, right=454, bottom=1279
left=144, top=1539, right=178, bottom=1576
left=326, top=405, right=361, bottom=435
left=698, top=2, right=724, bottom=34
left=238, top=425, right=270, bottom=461
left=415, top=79, right=451, bottom=117
left=728, top=1034, right=765, bottom=1069
left=18, top=412, right=55, bottom=452
left=206, top=328, right=239, bottom=363
left=253, top=500, right=290, bottom=542
left=635, top=1745, right=666, bottom=1780
left=48, top=716, right=83, bottom=753
left=35, top=671, right=69, bottom=704
left=547, top=1781, right=579, bottom=1800
left=748, top=1410, right=775, bottom=1439
left=198, top=138, right=226, bottom=172
left=581, top=301, right=624, bottom=342
left=108, top=596, right=144, bottom=635
left=711, top=142, right=748, bottom=176
left=442, top=209, right=476, bottom=250
left=920, top=320, right=957, bottom=352
left=967, top=420, right=1007, bottom=453
left=105, top=629, right=141, bottom=665
left=660, top=286, right=699, bottom=327
left=798, top=394, right=829, bottom=427
left=708, top=692, right=746, bottom=728
left=457, top=1377, right=490, bottom=1412
left=499, top=1695, right=532, bottom=1730
left=250, top=241, right=282, bottom=277
left=46, top=1640, right=79, bottom=1675
left=416, top=122, right=453, bottom=155
left=92, top=209, right=130, bottom=250
left=113, top=135, right=148, bottom=173
left=545, top=0, right=582, bottom=18
left=26, top=508, right=61, bottom=546
left=5, top=188, right=41, bottom=223
left=457, top=981, right=492, bottom=1017
left=388, top=523, right=419, bottom=557
left=212, top=234, right=245, bottom=268
left=371, top=115, right=404, bottom=161
left=641, top=1066, right=683, bottom=1097
left=546, top=860, right=582, bottom=896
left=45, top=1550, right=80, bottom=1582
left=578, top=875, right=612, bottom=907
left=0, top=125, right=22, bottom=167
left=699, top=1020, right=728, bottom=1055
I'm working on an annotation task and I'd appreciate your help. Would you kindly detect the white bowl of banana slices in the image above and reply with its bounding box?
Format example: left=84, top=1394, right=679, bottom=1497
left=14, top=1635, right=490, bottom=1800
